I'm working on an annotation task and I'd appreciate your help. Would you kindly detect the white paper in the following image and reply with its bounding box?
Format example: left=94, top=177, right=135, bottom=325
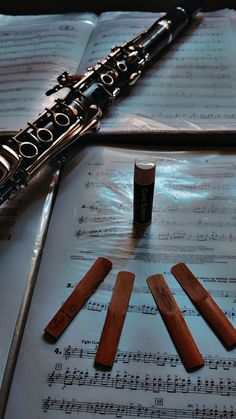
left=4, top=145, right=236, bottom=418
left=80, top=9, right=236, bottom=132
left=0, top=13, right=97, bottom=132
left=0, top=164, right=56, bottom=388
left=1, top=10, right=236, bottom=135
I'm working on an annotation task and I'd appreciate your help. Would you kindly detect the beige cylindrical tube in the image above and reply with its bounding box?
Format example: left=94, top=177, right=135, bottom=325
left=133, top=156, right=156, bottom=225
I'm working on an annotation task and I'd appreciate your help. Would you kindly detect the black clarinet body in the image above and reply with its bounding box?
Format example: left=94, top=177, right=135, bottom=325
left=0, top=0, right=204, bottom=205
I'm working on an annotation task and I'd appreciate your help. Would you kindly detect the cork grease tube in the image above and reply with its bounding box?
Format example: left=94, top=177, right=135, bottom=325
left=133, top=156, right=156, bottom=225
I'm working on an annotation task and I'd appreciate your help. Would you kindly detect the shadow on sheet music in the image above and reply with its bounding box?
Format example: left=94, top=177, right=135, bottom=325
left=0, top=162, right=55, bottom=244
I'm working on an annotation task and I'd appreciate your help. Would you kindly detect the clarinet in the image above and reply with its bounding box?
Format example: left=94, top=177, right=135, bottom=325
left=0, top=0, right=204, bottom=205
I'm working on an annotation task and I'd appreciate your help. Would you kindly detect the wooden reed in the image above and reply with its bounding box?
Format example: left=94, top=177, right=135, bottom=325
left=171, top=263, right=236, bottom=349
left=147, top=274, right=204, bottom=372
left=44, top=257, right=112, bottom=340
left=95, top=271, right=135, bottom=368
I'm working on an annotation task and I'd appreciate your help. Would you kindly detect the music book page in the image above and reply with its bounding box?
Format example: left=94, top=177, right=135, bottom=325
left=1, top=10, right=236, bottom=135
left=0, top=13, right=97, bottom=133
left=4, top=145, right=236, bottom=418
left=79, top=9, right=236, bottom=132
left=0, top=165, right=56, bottom=388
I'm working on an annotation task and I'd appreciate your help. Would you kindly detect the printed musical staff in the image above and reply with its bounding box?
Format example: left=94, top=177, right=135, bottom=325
left=80, top=202, right=236, bottom=216
left=41, top=397, right=236, bottom=418
left=46, top=367, right=236, bottom=397
left=66, top=282, right=236, bottom=299
left=0, top=15, right=96, bottom=131
left=82, top=180, right=236, bottom=193
left=77, top=214, right=236, bottom=229
left=80, top=300, right=236, bottom=320
left=76, top=228, right=236, bottom=242
left=56, top=346, right=236, bottom=371
left=129, top=285, right=235, bottom=299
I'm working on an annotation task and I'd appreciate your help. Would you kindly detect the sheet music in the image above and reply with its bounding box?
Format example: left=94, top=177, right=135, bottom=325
left=0, top=165, right=55, bottom=388
left=4, top=145, right=236, bottom=418
left=0, top=13, right=97, bottom=132
left=79, top=9, right=236, bottom=132
left=1, top=10, right=236, bottom=135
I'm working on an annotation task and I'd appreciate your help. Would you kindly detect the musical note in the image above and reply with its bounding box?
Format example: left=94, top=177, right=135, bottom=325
left=80, top=201, right=236, bottom=216
left=41, top=397, right=236, bottom=417
left=83, top=300, right=236, bottom=320
left=57, top=346, right=236, bottom=371
left=75, top=228, right=236, bottom=242
left=97, top=284, right=236, bottom=299
left=0, top=17, right=93, bottom=132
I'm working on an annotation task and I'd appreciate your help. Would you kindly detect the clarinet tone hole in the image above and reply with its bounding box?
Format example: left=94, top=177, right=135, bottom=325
left=117, top=61, right=127, bottom=72
left=37, top=128, right=53, bottom=143
left=0, top=145, right=20, bottom=184
left=54, top=113, right=70, bottom=127
left=0, top=157, right=11, bottom=184
left=19, top=142, right=38, bottom=159
left=101, top=73, right=114, bottom=86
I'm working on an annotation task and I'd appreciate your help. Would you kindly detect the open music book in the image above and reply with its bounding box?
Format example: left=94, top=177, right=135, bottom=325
left=2, top=143, right=236, bottom=418
left=1, top=9, right=236, bottom=136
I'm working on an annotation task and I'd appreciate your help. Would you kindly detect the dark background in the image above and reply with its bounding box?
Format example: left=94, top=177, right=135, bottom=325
left=0, top=0, right=235, bottom=15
